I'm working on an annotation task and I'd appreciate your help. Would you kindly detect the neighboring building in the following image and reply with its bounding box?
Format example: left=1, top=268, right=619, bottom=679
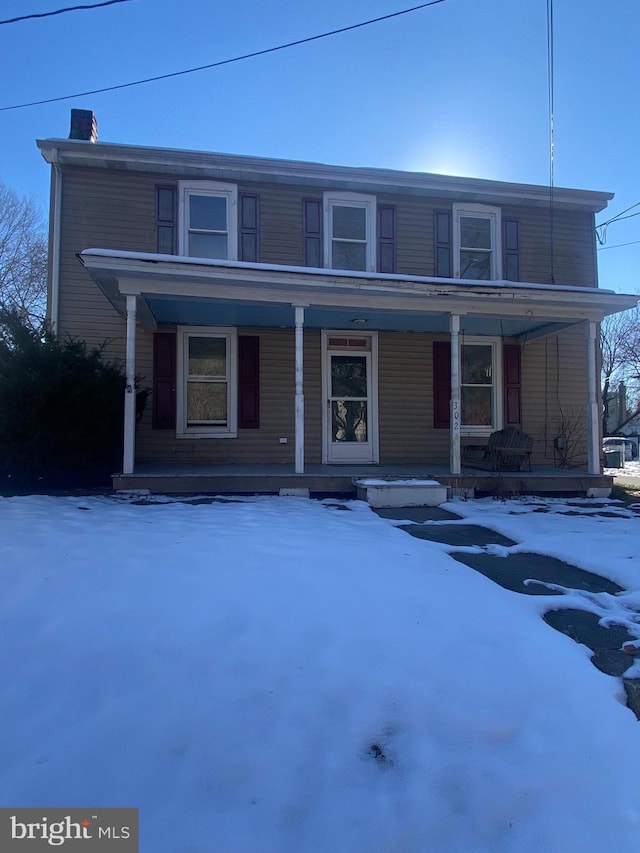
left=37, top=110, right=637, bottom=491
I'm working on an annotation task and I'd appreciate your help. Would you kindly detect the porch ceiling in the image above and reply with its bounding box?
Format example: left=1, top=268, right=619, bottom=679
left=144, top=296, right=570, bottom=337
left=79, top=249, right=638, bottom=338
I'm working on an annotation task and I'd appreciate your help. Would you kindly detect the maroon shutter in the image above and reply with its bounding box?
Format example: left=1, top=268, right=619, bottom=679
left=156, top=185, right=177, bottom=254
left=434, top=210, right=452, bottom=277
left=503, top=218, right=520, bottom=281
left=238, top=335, right=259, bottom=429
left=240, top=193, right=259, bottom=262
left=377, top=205, right=396, bottom=273
left=433, top=341, right=451, bottom=429
left=153, top=332, right=176, bottom=429
left=503, top=344, right=522, bottom=426
left=303, top=199, right=323, bottom=267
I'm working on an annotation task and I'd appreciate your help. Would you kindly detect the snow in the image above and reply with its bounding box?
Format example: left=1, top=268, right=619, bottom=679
left=79, top=248, right=614, bottom=295
left=1, top=493, right=640, bottom=852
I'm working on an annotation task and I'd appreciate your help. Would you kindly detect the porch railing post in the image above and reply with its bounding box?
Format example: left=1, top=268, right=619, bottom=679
left=450, top=314, right=461, bottom=474
left=586, top=321, right=600, bottom=475
left=294, top=305, right=305, bottom=474
left=123, top=294, right=137, bottom=475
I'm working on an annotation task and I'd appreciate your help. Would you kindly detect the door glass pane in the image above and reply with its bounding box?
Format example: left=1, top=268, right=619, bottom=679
left=460, top=250, right=491, bottom=279
left=462, top=345, right=492, bottom=385
left=460, top=216, right=491, bottom=249
left=331, top=356, right=367, bottom=397
left=461, top=386, right=492, bottom=425
left=333, top=205, right=366, bottom=240
left=187, top=383, right=227, bottom=423
left=332, top=241, right=366, bottom=271
left=189, top=337, right=226, bottom=377
left=188, top=232, right=228, bottom=259
left=189, top=195, right=227, bottom=231
left=332, top=400, right=368, bottom=442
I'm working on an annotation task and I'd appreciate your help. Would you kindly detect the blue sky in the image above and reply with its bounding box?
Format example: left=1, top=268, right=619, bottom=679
left=0, top=0, right=638, bottom=293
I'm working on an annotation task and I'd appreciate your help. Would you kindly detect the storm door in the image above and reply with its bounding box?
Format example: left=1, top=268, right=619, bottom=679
left=323, top=333, right=378, bottom=464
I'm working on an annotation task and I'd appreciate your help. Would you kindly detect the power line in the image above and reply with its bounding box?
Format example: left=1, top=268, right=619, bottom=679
left=598, top=239, right=640, bottom=251
left=598, top=202, right=640, bottom=230
left=0, top=0, right=135, bottom=27
left=0, top=0, right=447, bottom=111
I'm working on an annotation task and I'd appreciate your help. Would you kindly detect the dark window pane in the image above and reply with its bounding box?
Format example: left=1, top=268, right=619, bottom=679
left=189, top=337, right=226, bottom=377
left=331, top=356, right=367, bottom=397
left=461, top=386, right=492, bottom=425
left=333, top=205, right=366, bottom=240
left=188, top=232, right=228, bottom=259
left=332, top=241, right=366, bottom=271
left=189, top=195, right=227, bottom=231
left=332, top=400, right=367, bottom=442
left=460, top=250, right=491, bottom=279
left=187, top=383, right=227, bottom=423
left=462, top=344, right=492, bottom=385
left=460, top=216, right=491, bottom=249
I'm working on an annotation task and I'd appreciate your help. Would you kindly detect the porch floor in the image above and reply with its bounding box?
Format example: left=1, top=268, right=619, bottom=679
left=113, top=463, right=613, bottom=498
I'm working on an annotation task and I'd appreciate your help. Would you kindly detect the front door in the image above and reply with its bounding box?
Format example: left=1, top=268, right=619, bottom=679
left=323, top=332, right=378, bottom=464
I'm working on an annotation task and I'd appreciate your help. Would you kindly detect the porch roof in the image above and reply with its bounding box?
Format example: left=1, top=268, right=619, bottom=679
left=79, top=249, right=638, bottom=339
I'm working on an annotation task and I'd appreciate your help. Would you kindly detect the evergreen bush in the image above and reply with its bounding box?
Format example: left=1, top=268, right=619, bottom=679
left=0, top=310, right=146, bottom=489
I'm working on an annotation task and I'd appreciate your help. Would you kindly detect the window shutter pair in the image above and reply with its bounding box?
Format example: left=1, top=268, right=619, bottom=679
left=433, top=210, right=520, bottom=280
left=152, top=333, right=259, bottom=429
left=155, top=186, right=259, bottom=261
left=303, top=200, right=397, bottom=272
left=432, top=342, right=521, bottom=429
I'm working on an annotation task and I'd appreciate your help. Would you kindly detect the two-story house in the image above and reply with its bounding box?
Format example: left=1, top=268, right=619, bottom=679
left=37, top=110, right=636, bottom=495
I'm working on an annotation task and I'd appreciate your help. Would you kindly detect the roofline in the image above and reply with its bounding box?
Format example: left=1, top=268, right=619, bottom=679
left=37, top=138, right=613, bottom=212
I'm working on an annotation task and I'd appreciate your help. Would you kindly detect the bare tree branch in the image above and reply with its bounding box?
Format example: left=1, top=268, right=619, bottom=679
left=0, top=180, right=47, bottom=330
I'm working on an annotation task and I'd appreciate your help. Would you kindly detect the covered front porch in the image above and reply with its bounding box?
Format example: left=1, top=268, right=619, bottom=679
left=78, top=250, right=637, bottom=493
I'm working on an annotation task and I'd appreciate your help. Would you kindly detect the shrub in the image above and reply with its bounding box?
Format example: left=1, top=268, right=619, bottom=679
left=0, top=310, right=145, bottom=489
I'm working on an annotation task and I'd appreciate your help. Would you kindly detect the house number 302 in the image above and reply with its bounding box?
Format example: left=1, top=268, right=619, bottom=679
left=452, top=400, right=460, bottom=431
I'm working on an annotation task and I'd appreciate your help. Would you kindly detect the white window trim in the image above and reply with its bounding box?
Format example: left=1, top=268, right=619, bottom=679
left=452, top=203, right=502, bottom=280
left=459, top=336, right=503, bottom=437
left=178, top=180, right=238, bottom=260
left=323, top=191, right=377, bottom=272
left=176, top=326, right=238, bottom=438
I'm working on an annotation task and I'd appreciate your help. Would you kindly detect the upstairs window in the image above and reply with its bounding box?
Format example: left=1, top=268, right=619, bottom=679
left=453, top=204, right=501, bottom=280
left=179, top=181, right=238, bottom=260
left=324, top=192, right=376, bottom=272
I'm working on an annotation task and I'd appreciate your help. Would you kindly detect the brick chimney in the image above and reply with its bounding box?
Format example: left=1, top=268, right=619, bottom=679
left=69, top=109, right=98, bottom=142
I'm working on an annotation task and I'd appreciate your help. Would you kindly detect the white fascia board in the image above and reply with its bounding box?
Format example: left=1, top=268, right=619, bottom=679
left=79, top=248, right=636, bottom=299
left=78, top=250, right=638, bottom=319
left=37, top=138, right=613, bottom=212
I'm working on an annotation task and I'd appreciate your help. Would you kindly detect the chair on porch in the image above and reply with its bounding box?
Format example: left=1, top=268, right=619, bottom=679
left=465, top=426, right=534, bottom=472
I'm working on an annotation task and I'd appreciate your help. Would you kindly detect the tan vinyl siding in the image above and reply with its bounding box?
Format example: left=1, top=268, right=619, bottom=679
left=521, top=325, right=589, bottom=468
left=378, top=332, right=446, bottom=464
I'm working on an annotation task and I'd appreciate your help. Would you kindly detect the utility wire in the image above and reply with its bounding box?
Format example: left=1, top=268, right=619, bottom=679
left=597, top=201, right=640, bottom=230
left=0, top=0, right=135, bottom=26
left=0, top=0, right=447, bottom=112
left=598, top=239, right=640, bottom=251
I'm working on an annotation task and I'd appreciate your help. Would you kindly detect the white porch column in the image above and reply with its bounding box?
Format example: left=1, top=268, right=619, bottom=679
left=450, top=314, right=461, bottom=474
left=586, top=321, right=600, bottom=475
left=123, top=294, right=137, bottom=475
left=294, top=305, right=305, bottom=474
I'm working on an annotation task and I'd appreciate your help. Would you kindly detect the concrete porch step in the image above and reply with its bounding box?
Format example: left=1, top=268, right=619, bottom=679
left=354, top=478, right=448, bottom=508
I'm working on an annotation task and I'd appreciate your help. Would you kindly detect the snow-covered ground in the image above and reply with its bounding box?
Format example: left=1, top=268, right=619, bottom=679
left=605, top=459, right=640, bottom=479
left=1, top=493, right=640, bottom=852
